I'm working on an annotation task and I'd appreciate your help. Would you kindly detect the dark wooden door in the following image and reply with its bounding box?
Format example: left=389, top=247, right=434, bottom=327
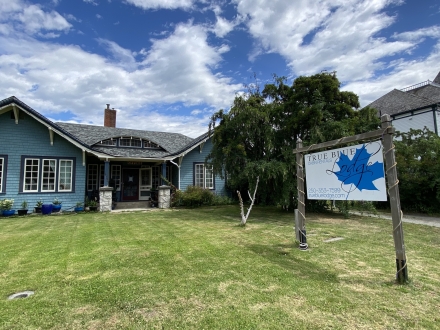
left=122, top=169, right=139, bottom=201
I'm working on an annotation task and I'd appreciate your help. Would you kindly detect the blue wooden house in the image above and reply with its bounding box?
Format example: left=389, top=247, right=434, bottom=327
left=0, top=96, right=225, bottom=212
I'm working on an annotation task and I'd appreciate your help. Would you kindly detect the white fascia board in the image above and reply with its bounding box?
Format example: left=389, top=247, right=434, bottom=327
left=167, top=136, right=209, bottom=161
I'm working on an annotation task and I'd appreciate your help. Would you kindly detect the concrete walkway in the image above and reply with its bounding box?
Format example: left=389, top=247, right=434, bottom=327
left=350, top=211, right=440, bottom=228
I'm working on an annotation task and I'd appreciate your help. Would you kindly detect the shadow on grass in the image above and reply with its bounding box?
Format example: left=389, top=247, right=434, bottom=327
left=247, top=243, right=339, bottom=284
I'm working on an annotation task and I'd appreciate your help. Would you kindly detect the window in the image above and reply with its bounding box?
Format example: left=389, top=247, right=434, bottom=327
left=194, top=163, right=214, bottom=189
left=59, top=160, right=73, bottom=191
left=20, top=156, right=75, bottom=193
left=100, top=164, right=105, bottom=187
left=111, top=165, right=121, bottom=191
left=99, top=139, right=117, bottom=146
left=144, top=140, right=159, bottom=148
left=119, top=137, right=142, bottom=147
left=41, top=159, right=56, bottom=192
left=0, top=156, right=5, bottom=193
left=87, top=164, right=98, bottom=191
left=23, top=158, right=40, bottom=192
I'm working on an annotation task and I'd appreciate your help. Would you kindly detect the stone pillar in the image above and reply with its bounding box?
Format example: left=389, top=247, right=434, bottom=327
left=99, top=187, right=113, bottom=212
left=158, top=185, right=171, bottom=209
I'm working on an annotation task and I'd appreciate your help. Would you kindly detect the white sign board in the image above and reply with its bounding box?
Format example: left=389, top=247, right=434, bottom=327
left=305, top=141, right=387, bottom=201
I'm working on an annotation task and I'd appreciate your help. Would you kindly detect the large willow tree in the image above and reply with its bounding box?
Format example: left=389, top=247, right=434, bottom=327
left=207, top=72, right=380, bottom=208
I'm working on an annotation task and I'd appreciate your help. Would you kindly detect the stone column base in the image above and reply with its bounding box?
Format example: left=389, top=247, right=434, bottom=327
left=99, top=187, right=113, bottom=212
left=158, top=185, right=171, bottom=209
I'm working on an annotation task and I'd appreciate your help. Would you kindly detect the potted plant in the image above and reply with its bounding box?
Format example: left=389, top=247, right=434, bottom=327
left=89, top=199, right=98, bottom=212
left=1, top=199, right=15, bottom=217
left=52, top=198, right=62, bottom=212
left=74, top=202, right=84, bottom=212
left=34, top=199, right=43, bottom=213
left=18, top=200, right=28, bottom=216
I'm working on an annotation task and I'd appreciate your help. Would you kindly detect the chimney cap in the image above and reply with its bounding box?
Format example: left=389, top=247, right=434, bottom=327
left=106, top=104, right=110, bottom=109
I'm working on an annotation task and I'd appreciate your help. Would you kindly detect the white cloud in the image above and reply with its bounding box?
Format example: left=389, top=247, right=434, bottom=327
left=0, top=18, right=240, bottom=137
left=233, top=0, right=440, bottom=105
left=83, top=0, right=98, bottom=5
left=124, top=0, right=196, bottom=10
left=393, top=26, right=440, bottom=42
left=212, top=16, right=235, bottom=38
left=0, top=1, right=71, bottom=35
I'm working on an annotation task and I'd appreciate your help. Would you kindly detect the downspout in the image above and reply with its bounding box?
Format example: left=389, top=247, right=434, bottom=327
left=169, top=159, right=181, bottom=190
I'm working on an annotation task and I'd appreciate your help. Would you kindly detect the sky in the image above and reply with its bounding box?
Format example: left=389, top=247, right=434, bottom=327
left=1, top=0, right=440, bottom=138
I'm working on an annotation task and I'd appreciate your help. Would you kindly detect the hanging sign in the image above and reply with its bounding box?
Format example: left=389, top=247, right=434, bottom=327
left=305, top=141, right=387, bottom=201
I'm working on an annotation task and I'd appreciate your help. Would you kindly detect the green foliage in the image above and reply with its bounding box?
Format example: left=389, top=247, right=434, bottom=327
left=21, top=200, right=28, bottom=210
left=395, top=128, right=440, bottom=213
left=172, top=186, right=232, bottom=208
left=0, top=199, right=14, bottom=210
left=208, top=73, right=380, bottom=208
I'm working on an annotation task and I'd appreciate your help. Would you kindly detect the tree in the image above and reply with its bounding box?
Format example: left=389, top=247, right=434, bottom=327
left=207, top=73, right=380, bottom=208
left=394, top=128, right=440, bottom=213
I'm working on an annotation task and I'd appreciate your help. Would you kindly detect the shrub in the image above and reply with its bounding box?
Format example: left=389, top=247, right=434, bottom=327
left=171, top=186, right=232, bottom=208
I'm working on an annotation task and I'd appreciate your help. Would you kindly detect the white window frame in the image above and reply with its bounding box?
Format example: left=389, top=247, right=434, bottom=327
left=0, top=157, right=4, bottom=193
left=111, top=165, right=121, bottom=191
left=58, top=159, right=73, bottom=192
left=194, top=163, right=214, bottom=189
left=87, top=164, right=98, bottom=191
left=23, top=158, right=40, bottom=192
left=41, top=159, right=57, bottom=192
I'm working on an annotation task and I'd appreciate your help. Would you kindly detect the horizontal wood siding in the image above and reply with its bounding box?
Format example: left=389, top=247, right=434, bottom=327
left=393, top=111, right=435, bottom=134
left=0, top=110, right=86, bottom=212
left=178, top=138, right=226, bottom=195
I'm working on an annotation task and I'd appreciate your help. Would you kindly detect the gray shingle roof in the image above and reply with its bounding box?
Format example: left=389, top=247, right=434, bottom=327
left=1, top=96, right=209, bottom=160
left=434, top=72, right=440, bottom=84
left=56, top=123, right=193, bottom=154
left=367, top=89, right=436, bottom=116
left=406, top=84, right=440, bottom=103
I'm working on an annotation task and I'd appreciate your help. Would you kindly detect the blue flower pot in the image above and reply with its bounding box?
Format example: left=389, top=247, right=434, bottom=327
left=52, top=204, right=62, bottom=212
left=41, top=204, right=53, bottom=215
left=2, top=209, right=15, bottom=217
left=74, top=207, right=84, bottom=212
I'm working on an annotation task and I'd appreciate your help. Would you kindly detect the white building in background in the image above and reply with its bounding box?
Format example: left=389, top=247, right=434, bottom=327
left=367, top=71, right=440, bottom=135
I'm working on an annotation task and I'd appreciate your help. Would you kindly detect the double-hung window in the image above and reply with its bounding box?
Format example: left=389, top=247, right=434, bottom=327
left=194, top=163, right=214, bottom=189
left=41, top=159, right=57, bottom=192
left=23, top=158, right=40, bottom=192
left=21, top=157, right=74, bottom=193
left=87, top=164, right=98, bottom=191
left=111, top=165, right=121, bottom=191
left=59, top=160, right=73, bottom=191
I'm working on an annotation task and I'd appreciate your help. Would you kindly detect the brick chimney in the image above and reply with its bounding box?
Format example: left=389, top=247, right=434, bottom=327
left=104, top=104, right=116, bottom=128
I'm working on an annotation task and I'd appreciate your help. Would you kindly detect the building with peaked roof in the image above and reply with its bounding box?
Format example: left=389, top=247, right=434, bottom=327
left=0, top=96, right=225, bottom=213
left=367, top=71, right=440, bottom=135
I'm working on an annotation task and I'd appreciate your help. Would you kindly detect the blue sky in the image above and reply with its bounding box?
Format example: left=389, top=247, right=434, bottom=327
left=1, top=0, right=440, bottom=137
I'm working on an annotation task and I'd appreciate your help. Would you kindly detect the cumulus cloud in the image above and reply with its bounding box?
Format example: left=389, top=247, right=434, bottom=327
left=0, top=8, right=240, bottom=137
left=233, top=0, right=440, bottom=105
left=0, top=0, right=71, bottom=35
left=124, top=0, right=196, bottom=10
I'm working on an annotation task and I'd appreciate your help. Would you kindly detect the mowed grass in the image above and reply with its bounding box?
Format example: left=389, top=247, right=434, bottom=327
left=1, top=206, right=439, bottom=329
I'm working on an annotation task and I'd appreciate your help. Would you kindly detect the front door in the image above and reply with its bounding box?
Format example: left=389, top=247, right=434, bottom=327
left=122, top=169, right=139, bottom=201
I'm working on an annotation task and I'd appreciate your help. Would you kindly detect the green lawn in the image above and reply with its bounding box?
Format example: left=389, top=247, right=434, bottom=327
left=1, top=206, right=439, bottom=329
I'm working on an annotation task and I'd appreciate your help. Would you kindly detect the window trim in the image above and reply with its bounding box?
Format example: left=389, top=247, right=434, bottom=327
left=111, top=165, right=121, bottom=191
left=58, top=159, right=73, bottom=192
left=87, top=164, right=99, bottom=191
left=193, top=163, right=215, bottom=190
left=23, top=158, right=40, bottom=192
left=41, top=159, right=57, bottom=192
left=20, top=156, right=76, bottom=193
left=0, top=155, right=8, bottom=194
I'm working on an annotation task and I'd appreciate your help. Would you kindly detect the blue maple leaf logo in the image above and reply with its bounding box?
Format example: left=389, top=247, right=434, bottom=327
left=332, top=145, right=384, bottom=194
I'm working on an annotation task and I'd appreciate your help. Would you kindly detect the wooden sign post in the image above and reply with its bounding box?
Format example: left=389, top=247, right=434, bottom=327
left=292, top=114, right=408, bottom=283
